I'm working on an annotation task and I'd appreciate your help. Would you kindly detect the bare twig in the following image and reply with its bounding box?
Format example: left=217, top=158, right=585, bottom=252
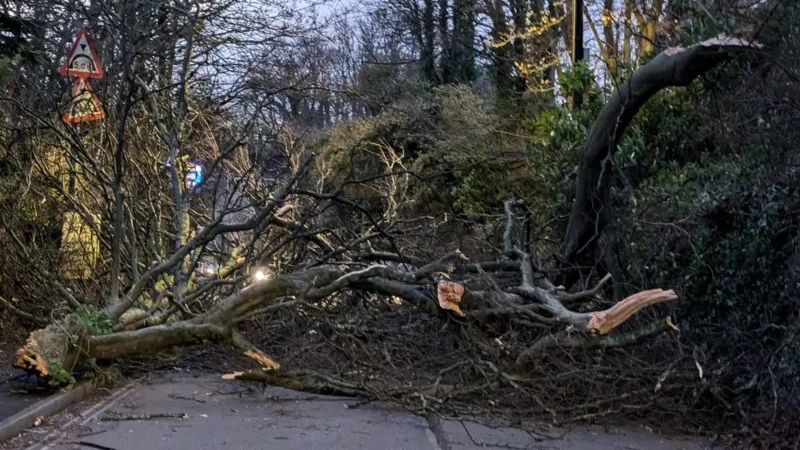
left=0, top=295, right=48, bottom=325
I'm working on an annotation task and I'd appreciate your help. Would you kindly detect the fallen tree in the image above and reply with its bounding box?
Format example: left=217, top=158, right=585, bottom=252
left=13, top=201, right=679, bottom=377
left=6, top=31, right=761, bottom=416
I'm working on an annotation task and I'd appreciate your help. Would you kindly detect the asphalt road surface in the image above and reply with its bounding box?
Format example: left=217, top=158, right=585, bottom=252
left=1, top=371, right=713, bottom=450
left=0, top=386, right=45, bottom=426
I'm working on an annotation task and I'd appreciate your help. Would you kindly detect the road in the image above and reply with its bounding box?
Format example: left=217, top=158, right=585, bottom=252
left=0, top=383, right=46, bottom=426
left=1, top=371, right=713, bottom=450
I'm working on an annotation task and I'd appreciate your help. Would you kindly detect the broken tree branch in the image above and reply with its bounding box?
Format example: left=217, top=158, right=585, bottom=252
left=516, top=318, right=675, bottom=368
left=109, top=156, right=315, bottom=322
left=556, top=273, right=613, bottom=304
left=587, top=288, right=677, bottom=334
left=560, top=34, right=763, bottom=287
left=0, top=295, right=47, bottom=325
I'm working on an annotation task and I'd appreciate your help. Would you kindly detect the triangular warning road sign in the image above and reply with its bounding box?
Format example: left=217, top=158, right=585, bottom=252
left=63, top=77, right=105, bottom=124
left=59, top=28, right=104, bottom=79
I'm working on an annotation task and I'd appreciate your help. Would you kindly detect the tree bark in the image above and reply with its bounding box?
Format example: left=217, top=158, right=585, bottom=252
left=450, top=0, right=476, bottom=83
left=485, top=0, right=517, bottom=97
left=439, top=0, right=452, bottom=83
left=601, top=0, right=617, bottom=71
left=421, top=0, right=438, bottom=83
left=559, top=35, right=761, bottom=287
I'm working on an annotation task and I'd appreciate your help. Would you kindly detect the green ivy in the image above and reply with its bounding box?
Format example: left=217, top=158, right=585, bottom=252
left=73, top=304, right=113, bottom=336
left=46, top=358, right=76, bottom=391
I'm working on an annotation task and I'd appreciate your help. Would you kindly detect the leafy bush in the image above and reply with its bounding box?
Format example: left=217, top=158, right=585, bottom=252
left=46, top=358, right=76, bottom=390
left=73, top=304, right=113, bottom=336
left=312, top=85, right=530, bottom=215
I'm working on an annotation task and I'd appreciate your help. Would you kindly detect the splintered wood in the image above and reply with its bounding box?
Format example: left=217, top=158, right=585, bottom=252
left=13, top=334, right=49, bottom=376
left=587, top=289, right=678, bottom=334
left=12, top=319, right=89, bottom=378
left=244, top=349, right=281, bottom=371
left=437, top=280, right=466, bottom=316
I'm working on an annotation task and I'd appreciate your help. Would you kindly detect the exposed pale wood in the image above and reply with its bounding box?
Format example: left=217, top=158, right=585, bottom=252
left=437, top=280, right=466, bottom=316
left=587, top=289, right=678, bottom=335
left=12, top=318, right=89, bottom=376
left=231, top=330, right=280, bottom=370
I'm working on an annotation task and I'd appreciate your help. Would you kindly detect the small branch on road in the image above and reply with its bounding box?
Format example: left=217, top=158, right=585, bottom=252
left=57, top=441, right=117, bottom=450
left=167, top=393, right=207, bottom=403
left=100, top=411, right=189, bottom=421
left=222, top=369, right=365, bottom=397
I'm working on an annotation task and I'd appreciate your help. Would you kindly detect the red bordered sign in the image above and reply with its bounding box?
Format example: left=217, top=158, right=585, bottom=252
left=63, top=77, right=105, bottom=123
left=58, top=27, right=104, bottom=79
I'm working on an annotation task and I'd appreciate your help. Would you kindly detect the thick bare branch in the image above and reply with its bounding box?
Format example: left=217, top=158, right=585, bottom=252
left=556, top=273, right=612, bottom=304
left=515, top=319, right=675, bottom=368
left=88, top=323, right=227, bottom=360
left=231, top=330, right=281, bottom=370
left=561, top=34, right=763, bottom=286
left=306, top=251, right=467, bottom=300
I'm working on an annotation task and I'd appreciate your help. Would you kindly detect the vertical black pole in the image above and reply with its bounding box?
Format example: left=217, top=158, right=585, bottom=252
left=571, top=0, right=584, bottom=109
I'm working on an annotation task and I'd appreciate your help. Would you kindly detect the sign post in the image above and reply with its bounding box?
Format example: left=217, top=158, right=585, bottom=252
left=57, top=27, right=105, bottom=280
left=60, top=27, right=105, bottom=123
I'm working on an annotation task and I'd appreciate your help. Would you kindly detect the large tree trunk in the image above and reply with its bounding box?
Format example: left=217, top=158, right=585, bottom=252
left=559, top=35, right=761, bottom=287
left=449, top=0, right=476, bottom=83
left=421, top=0, right=438, bottom=83
left=485, top=0, right=517, bottom=97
